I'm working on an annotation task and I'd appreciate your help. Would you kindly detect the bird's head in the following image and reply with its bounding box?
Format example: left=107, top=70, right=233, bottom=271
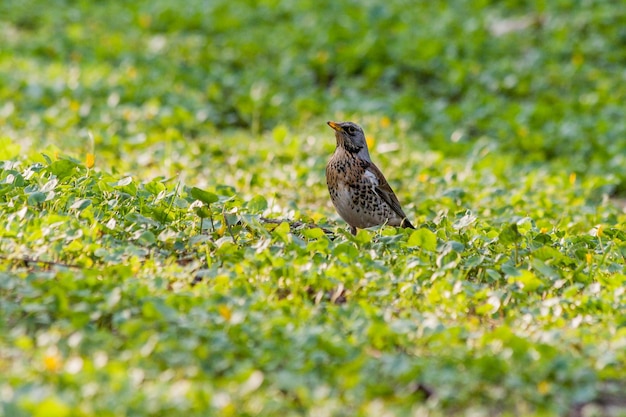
left=327, top=121, right=371, bottom=159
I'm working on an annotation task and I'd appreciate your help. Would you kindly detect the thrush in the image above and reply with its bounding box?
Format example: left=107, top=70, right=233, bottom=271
left=326, top=121, right=415, bottom=235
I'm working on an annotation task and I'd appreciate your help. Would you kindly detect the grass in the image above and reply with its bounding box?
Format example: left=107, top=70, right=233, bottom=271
left=1, top=1, right=625, bottom=416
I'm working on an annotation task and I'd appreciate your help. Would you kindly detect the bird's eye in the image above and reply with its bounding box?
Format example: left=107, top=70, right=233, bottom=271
left=347, top=126, right=356, bottom=134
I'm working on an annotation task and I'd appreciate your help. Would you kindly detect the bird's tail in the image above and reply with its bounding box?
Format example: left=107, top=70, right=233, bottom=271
left=401, top=218, right=415, bottom=229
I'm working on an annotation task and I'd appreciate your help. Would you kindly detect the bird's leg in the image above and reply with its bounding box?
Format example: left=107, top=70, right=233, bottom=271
left=350, top=226, right=357, bottom=235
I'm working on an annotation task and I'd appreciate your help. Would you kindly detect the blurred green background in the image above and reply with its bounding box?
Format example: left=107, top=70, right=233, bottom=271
left=2, top=0, right=625, bottom=187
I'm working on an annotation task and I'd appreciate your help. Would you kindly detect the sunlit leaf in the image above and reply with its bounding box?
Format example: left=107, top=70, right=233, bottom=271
left=407, top=228, right=437, bottom=251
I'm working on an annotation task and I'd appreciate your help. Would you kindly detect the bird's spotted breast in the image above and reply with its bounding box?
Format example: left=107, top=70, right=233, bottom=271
left=326, top=148, right=404, bottom=229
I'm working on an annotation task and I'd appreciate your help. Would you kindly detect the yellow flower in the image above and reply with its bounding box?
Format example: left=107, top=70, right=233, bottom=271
left=43, top=352, right=62, bottom=372
left=218, top=305, right=232, bottom=321
left=86, top=153, right=95, bottom=169
left=537, top=380, right=551, bottom=395
left=596, top=224, right=603, bottom=238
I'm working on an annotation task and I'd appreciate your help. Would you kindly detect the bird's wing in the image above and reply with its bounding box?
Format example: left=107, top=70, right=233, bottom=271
left=362, top=161, right=412, bottom=223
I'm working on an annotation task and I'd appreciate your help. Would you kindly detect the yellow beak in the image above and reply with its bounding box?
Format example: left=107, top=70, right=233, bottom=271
left=327, top=121, right=342, bottom=131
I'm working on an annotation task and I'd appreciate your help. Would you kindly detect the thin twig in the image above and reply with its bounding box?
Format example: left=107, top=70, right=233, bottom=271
left=259, top=217, right=335, bottom=235
left=0, top=254, right=87, bottom=270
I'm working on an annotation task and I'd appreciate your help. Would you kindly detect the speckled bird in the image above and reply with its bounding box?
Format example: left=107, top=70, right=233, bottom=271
left=326, top=121, right=415, bottom=235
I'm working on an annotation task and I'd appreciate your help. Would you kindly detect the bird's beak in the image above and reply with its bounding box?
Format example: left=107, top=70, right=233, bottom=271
left=327, top=121, right=342, bottom=132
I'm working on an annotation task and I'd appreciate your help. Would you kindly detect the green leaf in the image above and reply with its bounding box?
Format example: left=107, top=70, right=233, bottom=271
left=508, top=270, right=544, bottom=292
left=190, top=187, right=219, bottom=205
left=247, top=195, right=268, bottom=213
left=114, top=176, right=133, bottom=187
left=302, top=227, right=326, bottom=239
left=48, top=159, right=79, bottom=179
left=355, top=229, right=373, bottom=244
left=70, top=198, right=91, bottom=211
left=27, top=191, right=47, bottom=205
left=533, top=246, right=574, bottom=267
left=145, top=179, right=166, bottom=195
left=407, top=228, right=437, bottom=251
left=273, top=221, right=290, bottom=239
left=452, top=211, right=477, bottom=230
left=136, top=230, right=156, bottom=246
left=195, top=206, right=212, bottom=219
left=499, top=223, right=521, bottom=245
left=333, top=241, right=359, bottom=262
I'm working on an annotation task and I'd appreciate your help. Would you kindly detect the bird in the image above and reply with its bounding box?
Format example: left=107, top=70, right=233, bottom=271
left=326, top=120, right=415, bottom=235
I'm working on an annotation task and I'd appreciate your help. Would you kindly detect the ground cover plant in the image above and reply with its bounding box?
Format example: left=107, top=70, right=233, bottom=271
left=1, top=0, right=625, bottom=416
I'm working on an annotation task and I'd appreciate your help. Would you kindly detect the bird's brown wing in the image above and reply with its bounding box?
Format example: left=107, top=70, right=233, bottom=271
left=363, top=161, right=415, bottom=228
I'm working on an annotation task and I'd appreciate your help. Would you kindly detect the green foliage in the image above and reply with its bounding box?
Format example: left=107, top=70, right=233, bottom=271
left=1, top=1, right=626, bottom=416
